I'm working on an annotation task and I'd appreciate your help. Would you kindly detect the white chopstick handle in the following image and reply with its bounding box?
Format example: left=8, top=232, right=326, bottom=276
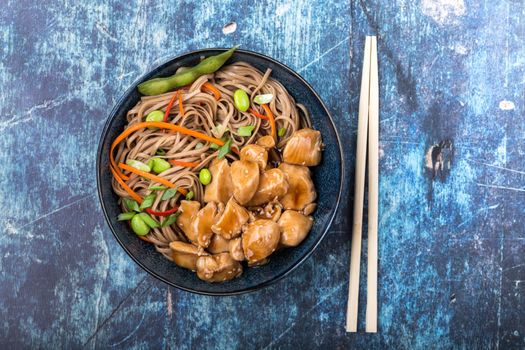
left=366, top=35, right=379, bottom=333
left=346, top=36, right=372, bottom=333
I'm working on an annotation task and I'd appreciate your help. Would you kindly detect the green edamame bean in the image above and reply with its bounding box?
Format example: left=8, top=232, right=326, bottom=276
left=149, top=158, right=171, bottom=174
left=131, top=214, right=150, bottom=236
left=146, top=110, right=164, bottom=129
left=233, top=89, right=250, bottom=112
left=199, top=168, right=212, bottom=185
left=138, top=46, right=239, bottom=96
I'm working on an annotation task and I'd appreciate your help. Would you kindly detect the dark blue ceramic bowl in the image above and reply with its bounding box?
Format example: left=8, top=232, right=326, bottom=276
left=97, top=48, right=343, bottom=295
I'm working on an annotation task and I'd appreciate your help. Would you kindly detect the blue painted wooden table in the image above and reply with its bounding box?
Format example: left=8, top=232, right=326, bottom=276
left=1, top=1, right=524, bottom=348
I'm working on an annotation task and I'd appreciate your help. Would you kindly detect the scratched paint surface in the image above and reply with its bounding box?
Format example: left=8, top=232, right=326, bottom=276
left=0, top=0, right=524, bottom=348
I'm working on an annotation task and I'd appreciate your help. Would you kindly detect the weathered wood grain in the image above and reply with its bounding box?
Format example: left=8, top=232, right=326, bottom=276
left=0, top=0, right=523, bottom=348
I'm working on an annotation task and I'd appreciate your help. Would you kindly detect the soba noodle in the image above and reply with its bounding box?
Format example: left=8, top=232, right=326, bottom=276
left=112, top=62, right=311, bottom=261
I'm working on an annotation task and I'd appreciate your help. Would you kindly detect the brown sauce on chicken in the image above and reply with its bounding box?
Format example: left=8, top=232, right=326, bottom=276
left=169, top=129, right=322, bottom=282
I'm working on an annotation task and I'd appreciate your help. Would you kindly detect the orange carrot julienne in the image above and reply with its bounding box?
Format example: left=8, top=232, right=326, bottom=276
left=261, top=104, right=276, bottom=139
left=109, top=121, right=226, bottom=182
left=202, top=82, right=221, bottom=100
left=178, top=90, right=185, bottom=117
left=137, top=235, right=150, bottom=243
left=169, top=159, right=200, bottom=168
left=110, top=165, right=143, bottom=203
left=248, top=107, right=269, bottom=120
left=113, top=165, right=129, bottom=181
left=118, top=162, right=188, bottom=196
left=164, top=92, right=178, bottom=122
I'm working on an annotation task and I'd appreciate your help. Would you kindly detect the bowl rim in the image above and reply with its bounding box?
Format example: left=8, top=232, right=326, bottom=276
left=96, top=47, right=345, bottom=296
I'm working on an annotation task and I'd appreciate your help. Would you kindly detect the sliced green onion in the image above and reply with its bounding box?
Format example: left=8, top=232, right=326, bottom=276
left=185, top=190, right=194, bottom=200
left=156, top=148, right=166, bottom=155
left=161, top=188, right=178, bottom=201
left=253, top=94, right=273, bottom=105
left=139, top=194, right=157, bottom=210
left=149, top=185, right=168, bottom=191
left=126, top=159, right=151, bottom=172
left=118, top=212, right=136, bottom=221
left=161, top=212, right=180, bottom=228
left=137, top=213, right=160, bottom=228
left=218, top=139, right=232, bottom=159
left=278, top=127, right=286, bottom=137
left=123, top=198, right=141, bottom=212
left=238, top=125, right=255, bottom=137
left=212, top=124, right=229, bottom=138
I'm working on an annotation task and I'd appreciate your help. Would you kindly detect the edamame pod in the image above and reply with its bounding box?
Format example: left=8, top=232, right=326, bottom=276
left=138, top=46, right=239, bottom=96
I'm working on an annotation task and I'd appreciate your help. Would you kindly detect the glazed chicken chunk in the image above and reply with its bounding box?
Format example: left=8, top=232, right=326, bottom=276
left=204, top=158, right=233, bottom=203
left=256, top=135, right=276, bottom=149
left=211, top=198, right=250, bottom=239
left=230, top=160, right=260, bottom=205
left=207, top=234, right=231, bottom=254
left=191, top=202, right=217, bottom=248
left=228, top=237, right=245, bottom=261
left=253, top=199, right=282, bottom=222
left=278, top=163, right=317, bottom=211
left=282, top=128, right=322, bottom=166
left=242, top=219, right=281, bottom=264
left=196, top=252, right=243, bottom=282
left=278, top=210, right=313, bottom=247
left=170, top=241, right=208, bottom=271
left=240, top=144, right=268, bottom=170
left=246, top=168, right=289, bottom=207
left=176, top=200, right=201, bottom=242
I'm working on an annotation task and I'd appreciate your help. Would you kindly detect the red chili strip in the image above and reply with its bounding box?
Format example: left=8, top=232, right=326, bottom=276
left=145, top=207, right=179, bottom=217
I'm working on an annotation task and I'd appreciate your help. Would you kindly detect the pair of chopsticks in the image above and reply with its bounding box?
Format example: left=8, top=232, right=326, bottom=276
left=346, top=36, right=379, bottom=333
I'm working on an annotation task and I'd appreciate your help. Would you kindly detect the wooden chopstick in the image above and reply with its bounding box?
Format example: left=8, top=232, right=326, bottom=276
left=346, top=36, right=372, bottom=333
left=366, top=35, right=379, bottom=333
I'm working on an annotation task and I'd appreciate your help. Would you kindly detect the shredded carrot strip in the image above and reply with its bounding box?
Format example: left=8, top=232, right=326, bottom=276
left=249, top=107, right=269, bottom=120
left=202, top=82, right=221, bottom=100
left=178, top=90, right=185, bottom=117
left=261, top=104, right=276, bottom=139
left=111, top=166, right=129, bottom=181
left=109, top=121, right=226, bottom=181
left=110, top=166, right=143, bottom=203
left=118, top=162, right=188, bottom=196
left=119, top=163, right=175, bottom=188
left=137, top=235, right=150, bottom=243
left=169, top=159, right=200, bottom=168
left=164, top=92, right=178, bottom=122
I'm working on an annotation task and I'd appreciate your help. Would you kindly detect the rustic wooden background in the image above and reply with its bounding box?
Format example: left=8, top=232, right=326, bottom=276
left=0, top=0, right=523, bottom=348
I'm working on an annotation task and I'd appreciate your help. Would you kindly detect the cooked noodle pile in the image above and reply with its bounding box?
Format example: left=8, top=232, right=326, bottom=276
left=112, top=62, right=311, bottom=261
